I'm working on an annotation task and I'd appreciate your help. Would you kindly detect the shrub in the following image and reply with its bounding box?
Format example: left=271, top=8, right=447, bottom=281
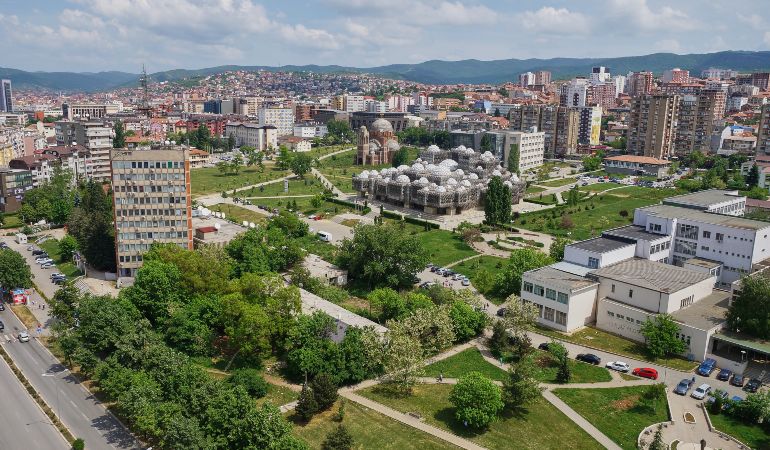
left=72, top=439, right=85, bottom=450
left=228, top=368, right=268, bottom=398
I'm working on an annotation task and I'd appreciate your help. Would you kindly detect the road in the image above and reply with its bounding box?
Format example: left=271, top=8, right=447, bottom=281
left=0, top=351, right=69, bottom=449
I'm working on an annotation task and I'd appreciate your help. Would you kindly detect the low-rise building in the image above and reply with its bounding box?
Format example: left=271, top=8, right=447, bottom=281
left=302, top=254, right=348, bottom=286
left=225, top=122, right=277, bottom=152
left=0, top=168, right=33, bottom=213
left=188, top=149, right=210, bottom=169
left=191, top=216, right=245, bottom=249
left=603, top=155, right=671, bottom=178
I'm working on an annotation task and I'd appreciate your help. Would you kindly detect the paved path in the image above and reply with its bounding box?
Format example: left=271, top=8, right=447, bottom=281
left=311, top=167, right=346, bottom=197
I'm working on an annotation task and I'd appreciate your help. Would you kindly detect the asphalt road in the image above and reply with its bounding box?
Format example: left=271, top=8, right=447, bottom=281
left=0, top=352, right=69, bottom=449
left=0, top=308, right=141, bottom=449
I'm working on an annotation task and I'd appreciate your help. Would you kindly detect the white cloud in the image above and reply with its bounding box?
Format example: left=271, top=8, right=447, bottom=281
left=324, top=0, right=496, bottom=26
left=764, top=31, right=770, bottom=48
left=654, top=39, right=682, bottom=53
left=607, top=0, right=696, bottom=31
left=737, top=13, right=764, bottom=30
left=518, top=7, right=590, bottom=34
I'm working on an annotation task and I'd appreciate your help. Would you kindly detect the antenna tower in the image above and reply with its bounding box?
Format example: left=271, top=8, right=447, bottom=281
left=138, top=64, right=151, bottom=117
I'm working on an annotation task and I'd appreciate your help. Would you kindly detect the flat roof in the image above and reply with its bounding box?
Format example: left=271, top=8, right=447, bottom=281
left=713, top=330, right=770, bottom=355
left=684, top=258, right=722, bottom=269
left=662, top=189, right=743, bottom=208
left=191, top=216, right=245, bottom=243
left=638, top=204, right=770, bottom=231
left=567, top=236, right=634, bottom=254
left=525, top=265, right=598, bottom=291
left=604, top=155, right=670, bottom=165
left=591, top=258, right=712, bottom=293
left=602, top=225, right=668, bottom=242
left=299, top=288, right=387, bottom=342
left=671, top=290, right=730, bottom=331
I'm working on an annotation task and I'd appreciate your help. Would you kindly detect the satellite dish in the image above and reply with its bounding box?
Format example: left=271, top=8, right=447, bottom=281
left=214, top=223, right=221, bottom=230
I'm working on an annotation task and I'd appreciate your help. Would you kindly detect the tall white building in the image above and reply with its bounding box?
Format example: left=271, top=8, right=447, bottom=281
left=510, top=129, right=545, bottom=173
left=589, top=66, right=610, bottom=84
left=0, top=79, right=12, bottom=112
left=365, top=99, right=388, bottom=113
left=343, top=95, right=366, bottom=112
left=519, top=72, right=535, bottom=87
left=612, top=75, right=626, bottom=96
left=257, top=107, right=294, bottom=136
left=565, top=78, right=590, bottom=107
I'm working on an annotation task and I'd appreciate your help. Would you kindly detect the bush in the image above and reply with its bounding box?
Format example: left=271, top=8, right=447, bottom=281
left=311, top=373, right=339, bottom=411
left=228, top=368, right=268, bottom=399
left=322, top=424, right=354, bottom=450
left=72, top=439, right=85, bottom=450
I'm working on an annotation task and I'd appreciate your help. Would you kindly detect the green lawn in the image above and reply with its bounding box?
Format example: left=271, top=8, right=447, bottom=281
left=710, top=413, right=770, bottom=450
left=209, top=203, right=267, bottom=226
left=191, top=165, right=290, bottom=196
left=424, top=348, right=509, bottom=382
left=537, top=177, right=579, bottom=188
left=534, top=326, right=698, bottom=372
left=525, top=185, right=546, bottom=195
left=553, top=386, right=669, bottom=449
left=253, top=197, right=362, bottom=218
left=320, top=171, right=356, bottom=193
left=1, top=213, right=22, bottom=229
left=256, top=383, right=299, bottom=408
left=359, top=384, right=602, bottom=450
left=296, top=234, right=339, bottom=263
left=577, top=183, right=625, bottom=193
left=524, top=350, right=612, bottom=384
left=38, top=238, right=83, bottom=277
left=240, top=177, right=325, bottom=198
left=417, top=230, right=478, bottom=266
left=292, top=399, right=456, bottom=450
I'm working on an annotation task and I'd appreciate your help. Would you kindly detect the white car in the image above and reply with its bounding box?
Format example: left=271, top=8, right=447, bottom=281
left=461, top=279, right=471, bottom=286
left=452, top=274, right=463, bottom=281
left=37, top=258, right=53, bottom=265
left=606, top=361, right=631, bottom=372
left=691, top=384, right=711, bottom=400
left=41, top=263, right=53, bottom=269
left=18, top=331, right=30, bottom=343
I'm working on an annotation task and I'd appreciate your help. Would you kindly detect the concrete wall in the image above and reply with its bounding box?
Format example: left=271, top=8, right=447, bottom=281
left=596, top=279, right=666, bottom=313
left=596, top=298, right=650, bottom=342
left=563, top=242, right=635, bottom=268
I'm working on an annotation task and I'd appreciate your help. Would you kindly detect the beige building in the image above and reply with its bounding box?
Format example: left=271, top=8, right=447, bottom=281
left=188, top=148, right=210, bottom=168
left=110, top=147, right=192, bottom=279
left=674, top=92, right=724, bottom=156
left=628, top=94, right=680, bottom=159
left=758, top=104, right=770, bottom=156
left=508, top=105, right=579, bottom=157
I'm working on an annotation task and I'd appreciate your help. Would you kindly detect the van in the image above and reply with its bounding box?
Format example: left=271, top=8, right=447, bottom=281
left=318, top=231, right=332, bottom=242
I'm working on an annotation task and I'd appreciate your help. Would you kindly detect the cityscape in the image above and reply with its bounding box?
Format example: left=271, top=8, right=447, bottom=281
left=2, top=1, right=770, bottom=450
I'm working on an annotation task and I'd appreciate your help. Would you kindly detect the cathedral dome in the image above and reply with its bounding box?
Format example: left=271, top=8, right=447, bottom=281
left=371, top=118, right=393, bottom=133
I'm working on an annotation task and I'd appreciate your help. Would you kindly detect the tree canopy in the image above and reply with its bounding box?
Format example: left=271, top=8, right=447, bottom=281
left=484, top=176, right=511, bottom=225
left=0, top=249, right=32, bottom=289
left=640, top=314, right=687, bottom=358
left=449, top=372, right=504, bottom=428
left=727, top=274, right=770, bottom=339
left=493, top=249, right=553, bottom=298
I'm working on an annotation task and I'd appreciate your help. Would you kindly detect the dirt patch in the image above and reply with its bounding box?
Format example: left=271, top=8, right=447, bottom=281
left=611, top=395, right=640, bottom=411
left=535, top=354, right=554, bottom=368
left=340, top=218, right=360, bottom=227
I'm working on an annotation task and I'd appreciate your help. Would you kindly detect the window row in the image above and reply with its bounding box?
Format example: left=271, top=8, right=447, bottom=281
left=524, top=282, right=569, bottom=304
left=116, top=196, right=187, bottom=205
left=116, top=173, right=184, bottom=181
left=116, top=208, right=186, bottom=217
left=114, top=184, right=185, bottom=193
left=118, top=231, right=188, bottom=240
left=118, top=220, right=187, bottom=229
left=113, top=161, right=183, bottom=169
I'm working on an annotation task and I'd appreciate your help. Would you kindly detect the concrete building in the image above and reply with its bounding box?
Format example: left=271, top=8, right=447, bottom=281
left=701, top=68, right=737, bottom=80
left=257, top=107, right=294, bottom=136
left=293, top=123, right=328, bottom=138
left=663, top=68, right=690, bottom=83
left=758, top=104, right=770, bottom=156
left=508, top=105, right=579, bottom=157
left=576, top=106, right=602, bottom=146
left=188, top=149, right=210, bottom=169
left=674, top=92, right=724, bottom=156
left=627, top=71, right=654, bottom=97
left=302, top=253, right=348, bottom=286
left=628, top=94, right=680, bottom=159
left=110, top=147, right=192, bottom=280
left=534, top=71, right=551, bottom=85
left=563, top=78, right=590, bottom=107
left=0, top=80, right=13, bottom=112
left=485, top=128, right=545, bottom=173
left=191, top=215, right=245, bottom=249
left=342, top=95, right=366, bottom=112
left=603, top=155, right=671, bottom=178
left=62, top=102, right=122, bottom=120
left=519, top=72, right=535, bottom=87
left=587, top=83, right=617, bottom=109
left=77, top=121, right=114, bottom=181
left=590, top=66, right=610, bottom=84
left=225, top=122, right=278, bottom=152
left=0, top=168, right=33, bottom=213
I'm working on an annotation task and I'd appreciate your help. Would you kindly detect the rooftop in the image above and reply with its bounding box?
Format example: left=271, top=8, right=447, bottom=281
left=525, top=265, right=598, bottom=291
left=662, top=189, right=743, bottom=208
left=191, top=216, right=245, bottom=244
left=638, top=204, right=770, bottom=231
left=299, top=288, right=387, bottom=343
left=567, top=236, right=634, bottom=254
left=684, top=258, right=722, bottom=269
left=602, top=225, right=668, bottom=242
left=591, top=258, right=713, bottom=293
left=671, top=290, right=730, bottom=331
left=604, top=155, right=670, bottom=165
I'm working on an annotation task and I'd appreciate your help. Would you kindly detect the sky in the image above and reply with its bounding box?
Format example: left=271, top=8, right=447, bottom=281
left=2, top=0, right=770, bottom=73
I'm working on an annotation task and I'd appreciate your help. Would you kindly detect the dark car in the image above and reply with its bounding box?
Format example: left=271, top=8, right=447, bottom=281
left=697, top=358, right=717, bottom=376
left=0, top=302, right=5, bottom=311
left=537, top=342, right=550, bottom=351
left=0, top=320, right=4, bottom=331
left=496, top=307, right=508, bottom=317
left=745, top=378, right=762, bottom=393
left=674, top=378, right=694, bottom=395
left=576, top=353, right=601, bottom=365
left=32, top=250, right=46, bottom=256
left=716, top=368, right=732, bottom=381
left=731, top=374, right=745, bottom=387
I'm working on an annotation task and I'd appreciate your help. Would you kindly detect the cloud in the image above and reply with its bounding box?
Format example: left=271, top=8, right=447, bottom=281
left=654, top=39, right=682, bottom=53
left=607, top=0, right=696, bottom=31
left=737, top=13, right=764, bottom=30
left=765, top=32, right=770, bottom=48
left=518, top=7, right=590, bottom=34
left=324, top=0, right=496, bottom=26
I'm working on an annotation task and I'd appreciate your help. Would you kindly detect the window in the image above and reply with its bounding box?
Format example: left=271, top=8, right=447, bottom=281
left=611, top=284, right=615, bottom=293
left=588, top=257, right=599, bottom=269
left=546, top=288, right=557, bottom=300
left=680, top=295, right=694, bottom=308
left=534, top=285, right=544, bottom=296
left=607, top=311, right=615, bottom=317
left=676, top=224, right=699, bottom=240
left=544, top=307, right=555, bottom=322
left=555, top=311, right=567, bottom=326
left=629, top=289, right=634, bottom=298
left=617, top=314, right=625, bottom=320
left=703, top=230, right=711, bottom=239
left=523, top=282, right=533, bottom=293
left=716, top=232, right=724, bottom=242
left=557, top=292, right=569, bottom=304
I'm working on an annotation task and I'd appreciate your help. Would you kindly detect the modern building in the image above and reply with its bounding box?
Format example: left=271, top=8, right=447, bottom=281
left=590, top=66, right=611, bottom=84
left=562, top=78, right=590, bottom=107
left=509, top=105, right=579, bottom=157
left=627, top=94, right=680, bottom=159
left=0, top=80, right=12, bottom=112
left=662, top=68, right=690, bottom=83
left=188, top=149, right=210, bottom=169
left=587, top=83, right=617, bottom=109
left=61, top=102, right=122, bottom=120
left=110, top=147, right=192, bottom=280
left=257, top=107, right=294, bottom=136
left=293, top=123, right=328, bottom=139
left=576, top=106, right=602, bottom=146
left=519, top=72, right=535, bottom=87
left=0, top=168, right=33, bottom=213
left=350, top=112, right=408, bottom=134
left=355, top=118, right=400, bottom=165
left=534, top=71, right=552, bottom=85
left=225, top=122, right=278, bottom=152
left=486, top=129, right=545, bottom=174
left=701, top=68, right=737, bottom=80
left=603, top=155, right=671, bottom=178
left=627, top=71, right=654, bottom=97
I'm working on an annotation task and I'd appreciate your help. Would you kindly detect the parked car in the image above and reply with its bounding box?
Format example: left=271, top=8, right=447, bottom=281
left=41, top=263, right=53, bottom=269
left=461, top=279, right=471, bottom=286
left=537, top=342, right=551, bottom=351
left=419, top=281, right=435, bottom=289
left=716, top=368, right=732, bottom=381
left=429, top=266, right=439, bottom=273
left=27, top=245, right=35, bottom=251
left=691, top=383, right=712, bottom=400
left=674, top=378, right=694, bottom=395
left=730, top=374, right=745, bottom=387
left=697, top=358, right=717, bottom=376
left=606, top=361, right=631, bottom=372
left=18, top=331, right=29, bottom=343
left=452, top=274, right=463, bottom=281
left=32, top=250, right=46, bottom=256
left=576, top=353, right=601, bottom=365
left=0, top=302, right=5, bottom=311
left=0, top=320, right=4, bottom=331
left=38, top=259, right=53, bottom=265
left=706, top=389, right=729, bottom=406
left=632, top=367, right=659, bottom=380
left=745, top=378, right=762, bottom=393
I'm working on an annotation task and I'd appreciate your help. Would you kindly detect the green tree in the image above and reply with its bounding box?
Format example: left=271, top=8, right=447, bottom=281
left=484, top=176, right=511, bottom=225
left=321, top=424, right=353, bottom=450
left=67, top=181, right=116, bottom=271
left=640, top=314, right=687, bottom=358
left=503, top=357, right=543, bottom=409
left=488, top=321, right=510, bottom=357
left=381, top=328, right=423, bottom=395
left=747, top=164, right=760, bottom=188
left=58, top=235, right=79, bottom=262
left=123, top=259, right=182, bottom=325
left=295, top=383, right=318, bottom=421
left=228, top=368, right=268, bottom=399
left=508, top=143, right=520, bottom=174
left=310, top=373, right=338, bottom=411
left=582, top=154, right=602, bottom=171
left=113, top=120, right=126, bottom=148
left=449, top=372, right=504, bottom=428
left=72, top=438, right=85, bottom=450
left=325, top=120, right=354, bottom=144
left=549, top=236, right=571, bottom=261
left=493, top=249, right=553, bottom=298
left=648, top=425, right=665, bottom=450
left=195, top=124, right=211, bottom=150
left=726, top=274, right=770, bottom=339
left=391, top=147, right=410, bottom=167
left=290, top=153, right=314, bottom=178
left=227, top=134, right=236, bottom=151
left=0, top=249, right=32, bottom=289
left=448, top=301, right=487, bottom=342
left=338, top=223, right=428, bottom=289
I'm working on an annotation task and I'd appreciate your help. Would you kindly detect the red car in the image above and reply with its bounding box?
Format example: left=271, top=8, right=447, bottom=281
left=632, top=367, right=659, bottom=380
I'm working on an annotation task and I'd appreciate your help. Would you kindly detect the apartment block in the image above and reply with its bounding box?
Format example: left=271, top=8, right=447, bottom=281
left=509, top=105, right=579, bottom=157
left=534, top=71, right=551, bottom=85
left=627, top=71, right=654, bottom=97
left=674, top=92, right=724, bottom=156
left=757, top=104, right=770, bottom=155
left=485, top=129, right=545, bottom=173
left=0, top=168, right=33, bottom=213
left=0, top=79, right=12, bottom=112
left=225, top=122, right=278, bottom=152
left=111, top=148, right=192, bottom=279
left=576, top=106, right=602, bottom=146
left=519, top=72, right=535, bottom=87
left=662, top=68, right=689, bottom=83
left=627, top=94, right=680, bottom=159
left=257, top=107, right=294, bottom=136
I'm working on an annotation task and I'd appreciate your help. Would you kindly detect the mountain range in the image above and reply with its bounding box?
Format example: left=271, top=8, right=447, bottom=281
left=4, top=50, right=770, bottom=92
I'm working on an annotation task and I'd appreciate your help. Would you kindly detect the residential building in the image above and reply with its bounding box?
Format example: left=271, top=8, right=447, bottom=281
left=627, top=71, right=654, bottom=97
left=257, top=107, right=294, bottom=136
left=590, top=66, right=610, bottom=84
left=701, top=68, right=737, bottom=80
left=508, top=129, right=545, bottom=173
left=674, top=92, right=724, bottom=156
left=603, top=155, right=671, bottom=178
left=293, top=123, right=328, bottom=139
left=111, top=147, right=192, bottom=280
left=663, top=68, right=690, bottom=83
left=0, top=140, right=14, bottom=167
left=62, top=102, right=122, bottom=120
left=365, top=99, right=388, bottom=113
left=562, top=78, right=590, bottom=107
left=534, top=71, right=551, bottom=85
left=576, top=106, right=602, bottom=146
left=188, top=149, right=210, bottom=169
left=627, top=94, right=680, bottom=159
left=519, top=72, right=535, bottom=87
left=342, top=95, right=366, bottom=113
left=751, top=73, right=770, bottom=91
left=0, top=80, right=13, bottom=112
left=278, top=136, right=312, bottom=152
left=758, top=104, right=770, bottom=155
left=225, top=122, right=277, bottom=152
left=0, top=168, right=33, bottom=213
left=76, top=121, right=114, bottom=181
left=542, top=106, right=579, bottom=157
left=612, top=75, right=627, bottom=96
left=587, top=83, right=616, bottom=109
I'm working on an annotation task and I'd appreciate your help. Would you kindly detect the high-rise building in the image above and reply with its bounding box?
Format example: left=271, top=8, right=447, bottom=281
left=674, top=92, right=723, bottom=156
left=534, top=71, right=551, bottom=85
left=757, top=104, right=770, bottom=155
left=587, top=83, right=617, bottom=109
left=257, top=107, right=294, bottom=136
left=508, top=105, right=579, bottom=157
left=519, top=72, right=535, bottom=87
left=662, top=68, right=690, bottom=83
left=627, top=71, right=654, bottom=97
left=0, top=80, right=12, bottom=112
left=343, top=95, right=366, bottom=113
left=628, top=94, right=680, bottom=159
left=751, top=73, right=770, bottom=91
left=590, top=66, right=610, bottom=84
left=0, top=168, right=33, bottom=213
left=562, top=78, right=590, bottom=107
left=575, top=106, right=602, bottom=146
left=612, top=75, right=626, bottom=96
left=111, top=147, right=192, bottom=279
left=55, top=120, right=113, bottom=181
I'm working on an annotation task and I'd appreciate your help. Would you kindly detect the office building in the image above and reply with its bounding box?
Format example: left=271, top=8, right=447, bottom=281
left=576, top=106, right=602, bottom=146
left=612, top=75, right=627, bottom=96
left=0, top=168, right=33, bottom=213
left=55, top=120, right=113, bottom=181
left=225, top=122, right=278, bottom=152
left=750, top=73, right=770, bottom=91
left=257, top=107, right=294, bottom=136
left=293, top=123, right=328, bottom=139
left=342, top=95, right=366, bottom=113
left=603, top=155, right=671, bottom=178
left=62, top=102, right=122, bottom=120
left=0, top=80, right=12, bottom=112
left=509, top=105, right=579, bottom=157
left=111, top=147, right=192, bottom=280
left=674, top=92, right=724, bottom=156
left=628, top=94, right=680, bottom=159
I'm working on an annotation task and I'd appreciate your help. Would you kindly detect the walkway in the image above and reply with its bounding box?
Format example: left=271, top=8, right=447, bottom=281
left=311, top=167, right=346, bottom=197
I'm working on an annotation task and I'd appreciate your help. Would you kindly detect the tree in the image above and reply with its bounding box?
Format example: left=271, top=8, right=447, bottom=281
left=648, top=425, right=665, bottom=450
left=321, top=424, right=353, bottom=450
left=493, top=249, right=553, bottom=298
left=290, top=153, right=314, bottom=178
left=67, top=181, right=116, bottom=271
left=743, top=186, right=768, bottom=200
left=390, top=306, right=456, bottom=355
left=72, top=438, right=85, bottom=450
left=0, top=249, right=32, bottom=289
left=449, top=372, right=504, bottom=428
left=488, top=321, right=510, bottom=357
left=325, top=120, right=354, bottom=144
left=546, top=342, right=571, bottom=383
left=227, top=134, right=236, bottom=151
left=391, top=147, right=410, bottom=167
left=338, top=223, right=428, bottom=289
left=726, top=274, right=770, bottom=339
left=582, top=154, right=602, bottom=171
left=368, top=288, right=407, bottom=322
left=747, top=164, right=760, bottom=188
left=640, top=314, right=687, bottom=358
left=228, top=368, right=268, bottom=399
left=311, top=373, right=338, bottom=411
left=484, top=176, right=511, bottom=225
left=58, top=235, right=79, bottom=262
left=123, top=259, right=182, bottom=325
left=295, top=383, right=319, bottom=421
left=503, top=357, right=543, bottom=409
left=381, top=328, right=423, bottom=395
left=549, top=236, right=571, bottom=261
left=113, top=120, right=126, bottom=148
left=460, top=226, right=481, bottom=245
left=449, top=301, right=487, bottom=342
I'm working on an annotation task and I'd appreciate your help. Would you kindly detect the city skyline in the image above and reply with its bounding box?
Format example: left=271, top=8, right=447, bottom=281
left=2, top=0, right=770, bottom=73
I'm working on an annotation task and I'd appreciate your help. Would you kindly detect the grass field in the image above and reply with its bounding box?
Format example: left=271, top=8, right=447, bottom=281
left=360, top=384, right=602, bottom=450
left=417, top=230, right=478, bottom=266
left=710, top=412, right=770, bottom=450
left=577, top=183, right=626, bottom=193
left=524, top=350, right=612, bottom=384
left=209, top=203, right=267, bottom=226
left=537, top=177, right=579, bottom=188
left=240, top=177, right=325, bottom=198
left=38, top=238, right=83, bottom=278
left=191, top=165, right=290, bottom=196
left=1, top=213, right=22, bottom=229
left=255, top=384, right=298, bottom=408
left=292, top=399, right=456, bottom=450
left=534, top=326, right=698, bottom=372
left=525, top=185, right=546, bottom=195
left=553, top=386, right=670, bottom=449
left=423, top=348, right=509, bottom=382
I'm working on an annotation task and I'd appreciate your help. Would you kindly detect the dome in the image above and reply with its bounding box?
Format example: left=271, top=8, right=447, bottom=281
left=510, top=174, right=520, bottom=182
left=428, top=144, right=441, bottom=152
left=397, top=165, right=410, bottom=171
left=439, top=158, right=457, bottom=168
left=446, top=178, right=458, bottom=186
left=433, top=166, right=451, bottom=175
left=461, top=180, right=472, bottom=187
left=396, top=175, right=410, bottom=183
left=469, top=173, right=479, bottom=180
left=411, top=162, right=425, bottom=171
left=371, top=118, right=393, bottom=133
left=425, top=164, right=437, bottom=171
left=492, top=169, right=502, bottom=177
left=503, top=180, right=512, bottom=188
left=454, top=169, right=464, bottom=176
left=418, top=177, right=429, bottom=184
left=360, top=170, right=370, bottom=177
left=465, top=147, right=475, bottom=154
left=387, top=139, right=400, bottom=151
left=370, top=169, right=379, bottom=177
left=369, top=140, right=381, bottom=150
left=436, top=186, right=447, bottom=193
left=483, top=151, right=493, bottom=158
left=456, top=145, right=466, bottom=151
